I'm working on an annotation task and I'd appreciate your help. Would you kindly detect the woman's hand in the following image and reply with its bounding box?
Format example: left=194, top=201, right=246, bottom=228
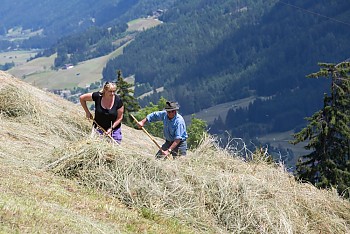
left=106, top=128, right=113, bottom=136
left=86, top=112, right=93, bottom=119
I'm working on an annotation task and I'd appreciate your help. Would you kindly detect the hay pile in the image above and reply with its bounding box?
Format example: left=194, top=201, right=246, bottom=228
left=0, top=81, right=89, bottom=140
left=0, top=72, right=90, bottom=140
left=49, top=135, right=350, bottom=233
left=0, top=71, right=91, bottom=167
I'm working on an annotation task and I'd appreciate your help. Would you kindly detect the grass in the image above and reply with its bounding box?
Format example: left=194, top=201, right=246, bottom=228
left=0, top=50, right=40, bottom=65
left=5, top=27, right=43, bottom=41
left=183, top=96, right=256, bottom=124
left=0, top=166, right=121, bottom=233
left=9, top=50, right=118, bottom=90
left=8, top=34, right=130, bottom=90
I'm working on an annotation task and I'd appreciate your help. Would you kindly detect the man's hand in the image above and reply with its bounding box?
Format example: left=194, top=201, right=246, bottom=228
left=161, top=149, right=172, bottom=156
left=136, top=121, right=143, bottom=128
left=136, top=118, right=147, bottom=129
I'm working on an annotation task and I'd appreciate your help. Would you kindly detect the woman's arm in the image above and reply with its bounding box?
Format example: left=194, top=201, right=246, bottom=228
left=113, top=105, right=124, bottom=128
left=106, top=105, right=124, bottom=135
left=79, top=93, right=93, bottom=119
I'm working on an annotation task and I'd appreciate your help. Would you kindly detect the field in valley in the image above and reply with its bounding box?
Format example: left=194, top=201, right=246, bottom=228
left=3, top=18, right=161, bottom=90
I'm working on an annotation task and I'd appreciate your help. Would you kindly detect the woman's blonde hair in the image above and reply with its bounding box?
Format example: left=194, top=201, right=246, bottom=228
left=100, top=82, right=117, bottom=95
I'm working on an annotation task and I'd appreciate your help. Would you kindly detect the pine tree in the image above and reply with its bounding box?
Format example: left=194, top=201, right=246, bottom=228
left=292, top=61, right=350, bottom=197
left=115, top=70, right=140, bottom=125
left=187, top=114, right=208, bottom=149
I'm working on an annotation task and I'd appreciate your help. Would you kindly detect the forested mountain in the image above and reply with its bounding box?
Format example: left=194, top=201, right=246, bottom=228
left=102, top=0, right=350, bottom=139
left=0, top=0, right=175, bottom=48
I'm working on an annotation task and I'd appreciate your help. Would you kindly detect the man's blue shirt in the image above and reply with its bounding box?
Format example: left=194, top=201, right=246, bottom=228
left=146, top=111, right=188, bottom=142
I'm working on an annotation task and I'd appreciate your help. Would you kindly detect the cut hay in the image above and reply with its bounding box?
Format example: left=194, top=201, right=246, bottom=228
left=49, top=135, right=350, bottom=234
left=0, top=84, right=40, bottom=118
left=0, top=82, right=91, bottom=141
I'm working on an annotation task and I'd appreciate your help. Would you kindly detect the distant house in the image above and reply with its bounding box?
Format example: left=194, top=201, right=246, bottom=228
left=236, top=7, right=248, bottom=13
left=60, top=90, right=71, bottom=98
left=152, top=9, right=165, bottom=18
left=62, top=64, right=74, bottom=70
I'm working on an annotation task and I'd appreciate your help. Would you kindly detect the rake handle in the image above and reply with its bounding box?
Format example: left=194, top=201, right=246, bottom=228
left=91, top=119, right=118, bottom=144
left=130, top=114, right=162, bottom=150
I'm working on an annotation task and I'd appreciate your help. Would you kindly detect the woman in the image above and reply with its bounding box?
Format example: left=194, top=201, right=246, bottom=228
left=80, top=82, right=124, bottom=143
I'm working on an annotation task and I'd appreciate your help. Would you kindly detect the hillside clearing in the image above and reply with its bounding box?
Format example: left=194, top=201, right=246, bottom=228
left=183, top=96, right=256, bottom=124
left=0, top=50, right=39, bottom=66
left=8, top=44, right=127, bottom=90
left=127, top=18, right=162, bottom=32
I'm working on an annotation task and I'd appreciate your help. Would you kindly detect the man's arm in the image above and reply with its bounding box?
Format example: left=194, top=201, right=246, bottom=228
left=166, top=139, right=181, bottom=155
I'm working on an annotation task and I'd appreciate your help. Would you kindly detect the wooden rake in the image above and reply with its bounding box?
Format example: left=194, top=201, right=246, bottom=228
left=90, top=118, right=119, bottom=144
left=130, top=114, right=172, bottom=160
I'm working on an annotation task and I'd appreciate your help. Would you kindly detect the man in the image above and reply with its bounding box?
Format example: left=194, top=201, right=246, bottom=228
left=137, top=101, right=188, bottom=157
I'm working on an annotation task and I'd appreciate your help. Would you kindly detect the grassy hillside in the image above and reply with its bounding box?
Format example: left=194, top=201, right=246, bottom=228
left=0, top=50, right=38, bottom=66
left=1, top=71, right=350, bottom=233
left=0, top=71, right=190, bottom=233
left=7, top=44, right=127, bottom=90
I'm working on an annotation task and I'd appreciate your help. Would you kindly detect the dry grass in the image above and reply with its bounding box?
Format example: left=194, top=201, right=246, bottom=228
left=49, top=134, right=350, bottom=233
left=1, top=70, right=350, bottom=233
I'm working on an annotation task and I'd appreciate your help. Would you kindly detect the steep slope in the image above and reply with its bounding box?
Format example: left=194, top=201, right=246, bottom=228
left=1, top=71, right=350, bottom=233
left=0, top=71, right=190, bottom=233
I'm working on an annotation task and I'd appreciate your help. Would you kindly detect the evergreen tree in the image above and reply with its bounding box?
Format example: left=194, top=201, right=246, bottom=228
left=187, top=114, right=208, bottom=150
left=292, top=61, right=350, bottom=197
left=115, top=70, right=140, bottom=125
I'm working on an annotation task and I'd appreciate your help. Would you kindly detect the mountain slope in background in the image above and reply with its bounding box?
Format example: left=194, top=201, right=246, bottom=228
left=0, top=0, right=175, bottom=47
left=102, top=0, right=350, bottom=147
